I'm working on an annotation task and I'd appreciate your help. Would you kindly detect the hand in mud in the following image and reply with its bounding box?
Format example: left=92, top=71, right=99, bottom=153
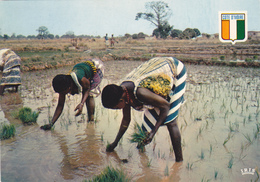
left=106, top=142, right=117, bottom=152
left=40, top=124, right=52, bottom=130
left=74, top=103, right=84, bottom=116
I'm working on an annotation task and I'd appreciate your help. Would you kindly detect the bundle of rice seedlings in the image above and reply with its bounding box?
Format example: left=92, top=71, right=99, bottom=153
left=18, top=107, right=39, bottom=124
left=0, top=123, right=16, bottom=140
left=129, top=123, right=148, bottom=152
left=86, top=166, right=130, bottom=182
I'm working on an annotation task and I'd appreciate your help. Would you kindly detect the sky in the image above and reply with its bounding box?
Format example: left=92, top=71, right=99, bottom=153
left=0, top=0, right=259, bottom=37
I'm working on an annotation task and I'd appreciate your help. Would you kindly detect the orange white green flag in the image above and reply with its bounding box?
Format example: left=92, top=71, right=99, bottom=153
left=219, top=11, right=247, bottom=44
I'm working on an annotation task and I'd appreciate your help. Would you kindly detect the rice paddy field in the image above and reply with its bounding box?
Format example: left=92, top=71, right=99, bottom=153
left=0, top=60, right=259, bottom=182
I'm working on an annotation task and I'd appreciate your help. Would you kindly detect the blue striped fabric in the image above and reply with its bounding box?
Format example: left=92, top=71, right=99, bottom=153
left=141, top=58, right=187, bottom=132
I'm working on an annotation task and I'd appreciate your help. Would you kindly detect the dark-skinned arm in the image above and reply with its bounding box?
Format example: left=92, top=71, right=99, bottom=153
left=136, top=87, right=170, bottom=144
left=41, top=93, right=66, bottom=130
left=74, top=77, right=91, bottom=116
left=106, top=105, right=131, bottom=152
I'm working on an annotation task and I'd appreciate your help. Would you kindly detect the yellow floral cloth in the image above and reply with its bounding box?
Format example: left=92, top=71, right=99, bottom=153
left=138, top=73, right=171, bottom=99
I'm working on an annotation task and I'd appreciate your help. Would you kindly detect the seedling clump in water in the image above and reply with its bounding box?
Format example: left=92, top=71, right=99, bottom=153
left=129, top=123, right=148, bottom=152
left=18, top=107, right=39, bottom=124
left=0, top=123, right=16, bottom=140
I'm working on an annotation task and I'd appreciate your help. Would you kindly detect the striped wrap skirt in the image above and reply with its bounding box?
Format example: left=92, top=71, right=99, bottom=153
left=0, top=49, right=21, bottom=86
left=140, top=58, right=187, bottom=132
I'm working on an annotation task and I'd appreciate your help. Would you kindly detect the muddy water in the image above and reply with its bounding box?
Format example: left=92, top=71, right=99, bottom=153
left=1, top=60, right=259, bottom=182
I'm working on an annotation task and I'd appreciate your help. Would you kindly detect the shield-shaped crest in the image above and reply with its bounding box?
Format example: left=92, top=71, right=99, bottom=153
left=219, top=11, right=247, bottom=44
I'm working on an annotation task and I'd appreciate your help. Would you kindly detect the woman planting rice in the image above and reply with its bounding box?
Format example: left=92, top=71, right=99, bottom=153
left=41, top=58, right=104, bottom=130
left=0, top=49, right=22, bottom=95
left=101, top=57, right=187, bottom=162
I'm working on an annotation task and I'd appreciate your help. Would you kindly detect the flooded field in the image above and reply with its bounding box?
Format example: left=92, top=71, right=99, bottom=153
left=1, top=60, right=259, bottom=182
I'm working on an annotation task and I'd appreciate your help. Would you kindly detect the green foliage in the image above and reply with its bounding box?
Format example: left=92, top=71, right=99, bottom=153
left=153, top=22, right=173, bottom=39
left=85, top=166, right=130, bottom=182
left=170, top=29, right=182, bottom=38
left=245, top=58, right=253, bottom=62
left=179, top=28, right=196, bottom=39
left=135, top=1, right=172, bottom=28
left=18, top=107, right=39, bottom=124
left=193, top=28, right=201, bottom=37
left=0, top=123, right=16, bottom=140
left=129, top=123, right=148, bottom=152
left=220, top=55, right=225, bottom=60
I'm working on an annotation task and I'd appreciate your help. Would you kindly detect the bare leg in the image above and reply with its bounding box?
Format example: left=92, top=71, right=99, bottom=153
left=0, top=85, right=5, bottom=95
left=166, top=118, right=183, bottom=162
left=15, top=85, right=19, bottom=92
left=86, top=95, right=95, bottom=122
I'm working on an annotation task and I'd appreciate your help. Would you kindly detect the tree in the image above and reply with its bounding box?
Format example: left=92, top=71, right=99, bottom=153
left=170, top=29, right=182, bottom=38
left=11, top=33, right=16, bottom=39
left=17, top=34, right=26, bottom=39
left=193, top=28, right=201, bottom=37
left=3, top=34, right=9, bottom=41
left=137, top=32, right=146, bottom=39
left=178, top=28, right=196, bottom=39
left=36, top=26, right=49, bottom=39
left=136, top=1, right=172, bottom=39
left=65, top=31, right=75, bottom=38
left=124, top=33, right=131, bottom=39
left=153, top=22, right=173, bottom=39
left=136, top=1, right=172, bottom=28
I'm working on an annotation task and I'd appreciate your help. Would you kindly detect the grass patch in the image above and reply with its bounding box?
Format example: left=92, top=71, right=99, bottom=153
left=85, top=166, right=130, bottom=182
left=0, top=123, right=16, bottom=140
left=18, top=107, right=39, bottom=124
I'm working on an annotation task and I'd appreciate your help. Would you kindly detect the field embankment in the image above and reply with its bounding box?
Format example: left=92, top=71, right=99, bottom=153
left=0, top=38, right=259, bottom=71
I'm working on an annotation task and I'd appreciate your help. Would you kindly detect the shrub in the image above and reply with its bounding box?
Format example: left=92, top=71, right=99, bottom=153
left=245, top=58, right=253, bottom=63
left=220, top=55, right=225, bottom=60
left=85, top=166, right=130, bottom=182
left=18, top=107, right=39, bottom=124
left=0, top=124, right=16, bottom=140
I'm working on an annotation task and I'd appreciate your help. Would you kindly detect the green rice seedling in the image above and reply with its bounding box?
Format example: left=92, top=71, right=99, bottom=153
left=201, top=176, right=210, bottom=182
left=129, top=122, right=148, bottom=152
left=101, top=132, right=104, bottom=142
left=18, top=107, right=39, bottom=124
left=0, top=123, right=16, bottom=140
left=208, top=109, right=215, bottom=121
left=255, top=167, right=259, bottom=182
left=228, top=155, right=234, bottom=169
left=209, top=144, right=213, bottom=156
left=214, top=169, right=219, bottom=179
left=147, top=159, right=152, bottom=167
left=197, top=125, right=204, bottom=139
left=127, top=150, right=133, bottom=159
left=164, top=164, right=169, bottom=176
left=223, top=133, right=234, bottom=145
left=186, top=162, right=194, bottom=170
left=199, top=149, right=205, bottom=160
left=243, top=133, right=253, bottom=144
left=85, top=166, right=130, bottom=182
left=255, top=123, right=260, bottom=138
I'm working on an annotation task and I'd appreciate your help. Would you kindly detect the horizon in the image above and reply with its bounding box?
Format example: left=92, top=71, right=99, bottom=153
left=0, top=0, right=259, bottom=37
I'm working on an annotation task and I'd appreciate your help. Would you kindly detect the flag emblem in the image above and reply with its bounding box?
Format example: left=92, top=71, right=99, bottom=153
left=219, top=11, right=247, bottom=44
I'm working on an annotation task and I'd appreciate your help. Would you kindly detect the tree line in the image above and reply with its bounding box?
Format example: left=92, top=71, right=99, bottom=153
left=1, top=1, right=202, bottom=41
left=0, top=26, right=101, bottom=41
